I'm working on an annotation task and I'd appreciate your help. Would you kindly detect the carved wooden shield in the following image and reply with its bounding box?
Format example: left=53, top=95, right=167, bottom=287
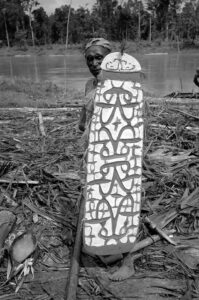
left=83, top=52, right=144, bottom=256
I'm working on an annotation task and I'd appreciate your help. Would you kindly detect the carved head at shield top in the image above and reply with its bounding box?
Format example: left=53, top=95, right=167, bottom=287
left=85, top=38, right=112, bottom=78
left=101, top=52, right=141, bottom=73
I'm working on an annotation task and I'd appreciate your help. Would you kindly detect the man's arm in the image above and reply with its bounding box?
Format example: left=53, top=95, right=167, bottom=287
left=79, top=78, right=96, bottom=131
left=78, top=105, right=86, bottom=131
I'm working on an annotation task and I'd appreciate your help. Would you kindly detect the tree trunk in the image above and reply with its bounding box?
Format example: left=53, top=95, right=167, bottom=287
left=125, top=23, right=128, bottom=41
left=3, top=14, right=10, bottom=48
left=138, top=2, right=141, bottom=40
left=16, top=20, right=19, bottom=32
left=66, top=0, right=72, bottom=49
left=149, top=14, right=152, bottom=42
left=29, top=9, right=35, bottom=47
left=176, top=35, right=180, bottom=53
left=165, top=22, right=169, bottom=42
left=22, top=18, right=25, bottom=31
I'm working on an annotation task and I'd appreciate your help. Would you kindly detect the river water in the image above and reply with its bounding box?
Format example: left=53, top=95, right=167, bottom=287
left=0, top=52, right=199, bottom=96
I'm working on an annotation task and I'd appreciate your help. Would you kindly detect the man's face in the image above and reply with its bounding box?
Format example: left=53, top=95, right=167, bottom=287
left=85, top=45, right=110, bottom=78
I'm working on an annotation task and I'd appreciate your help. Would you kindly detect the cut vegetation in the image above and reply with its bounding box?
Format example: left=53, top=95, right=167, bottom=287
left=0, top=79, right=199, bottom=299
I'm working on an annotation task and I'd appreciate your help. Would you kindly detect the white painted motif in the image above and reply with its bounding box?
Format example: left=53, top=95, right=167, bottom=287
left=83, top=53, right=144, bottom=255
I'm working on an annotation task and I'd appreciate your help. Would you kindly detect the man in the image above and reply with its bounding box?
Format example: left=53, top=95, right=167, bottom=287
left=79, top=38, right=141, bottom=281
left=79, top=38, right=125, bottom=264
left=194, top=68, right=199, bottom=88
left=78, top=38, right=112, bottom=132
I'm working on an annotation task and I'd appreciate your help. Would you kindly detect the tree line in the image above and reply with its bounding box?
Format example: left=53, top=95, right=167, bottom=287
left=0, top=0, right=199, bottom=48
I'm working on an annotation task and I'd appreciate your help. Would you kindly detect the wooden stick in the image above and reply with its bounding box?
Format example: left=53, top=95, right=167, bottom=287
left=65, top=192, right=85, bottom=300
left=144, top=217, right=177, bottom=245
left=146, top=96, right=199, bottom=106
left=37, top=112, right=46, bottom=137
left=0, top=106, right=82, bottom=112
left=130, top=230, right=175, bottom=254
left=168, top=107, right=199, bottom=121
left=0, top=179, right=39, bottom=185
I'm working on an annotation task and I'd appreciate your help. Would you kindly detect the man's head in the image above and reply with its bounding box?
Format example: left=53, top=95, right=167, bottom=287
left=85, top=38, right=111, bottom=78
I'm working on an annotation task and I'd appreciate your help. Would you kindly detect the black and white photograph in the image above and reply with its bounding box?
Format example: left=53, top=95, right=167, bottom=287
left=0, top=1, right=199, bottom=299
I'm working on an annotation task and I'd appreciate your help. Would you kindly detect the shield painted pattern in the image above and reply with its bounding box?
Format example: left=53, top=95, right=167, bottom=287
left=83, top=52, right=144, bottom=255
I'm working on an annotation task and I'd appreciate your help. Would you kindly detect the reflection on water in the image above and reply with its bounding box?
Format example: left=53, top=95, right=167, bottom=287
left=143, top=52, right=199, bottom=95
left=0, top=52, right=199, bottom=96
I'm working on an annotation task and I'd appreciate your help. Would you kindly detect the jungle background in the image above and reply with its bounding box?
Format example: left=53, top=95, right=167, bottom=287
left=0, top=0, right=199, bottom=50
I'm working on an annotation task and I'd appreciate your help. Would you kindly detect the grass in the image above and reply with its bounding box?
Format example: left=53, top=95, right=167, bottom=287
left=0, top=77, right=84, bottom=108
left=0, top=76, right=159, bottom=109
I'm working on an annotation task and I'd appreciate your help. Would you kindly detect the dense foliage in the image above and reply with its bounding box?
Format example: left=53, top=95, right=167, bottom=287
left=0, top=0, right=199, bottom=48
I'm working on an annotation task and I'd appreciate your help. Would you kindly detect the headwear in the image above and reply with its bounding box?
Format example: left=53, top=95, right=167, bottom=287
left=85, top=38, right=112, bottom=53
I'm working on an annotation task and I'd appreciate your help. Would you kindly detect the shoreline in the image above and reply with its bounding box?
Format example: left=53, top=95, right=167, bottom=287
left=0, top=77, right=199, bottom=110
left=1, top=76, right=199, bottom=109
left=0, top=41, right=199, bottom=57
left=0, top=77, right=84, bottom=108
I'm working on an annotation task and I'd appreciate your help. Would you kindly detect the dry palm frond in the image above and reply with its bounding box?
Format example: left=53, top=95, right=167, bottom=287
left=0, top=99, right=199, bottom=298
left=0, top=161, right=16, bottom=178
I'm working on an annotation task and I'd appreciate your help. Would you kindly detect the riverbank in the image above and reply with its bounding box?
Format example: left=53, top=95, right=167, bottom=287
left=0, top=77, right=84, bottom=108
left=0, top=77, right=160, bottom=108
left=1, top=40, right=199, bottom=57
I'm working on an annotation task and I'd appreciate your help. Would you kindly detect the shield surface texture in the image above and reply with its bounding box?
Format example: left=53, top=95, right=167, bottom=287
left=83, top=52, right=144, bottom=256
